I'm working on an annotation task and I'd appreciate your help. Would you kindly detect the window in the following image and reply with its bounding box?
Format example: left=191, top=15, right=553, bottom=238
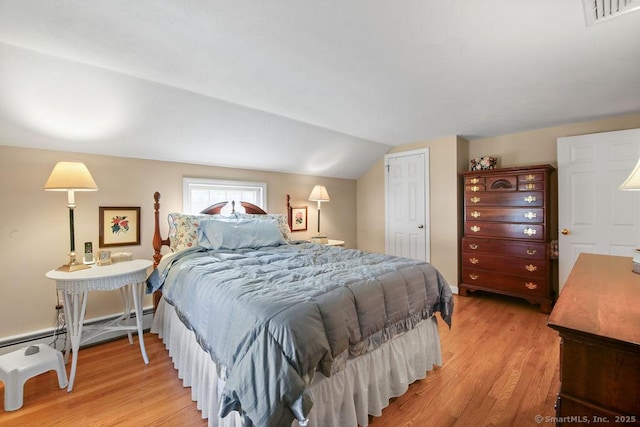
left=183, top=178, right=267, bottom=214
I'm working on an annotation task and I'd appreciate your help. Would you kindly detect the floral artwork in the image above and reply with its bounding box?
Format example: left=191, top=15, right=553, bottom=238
left=99, top=207, right=141, bottom=247
left=289, top=206, right=307, bottom=232
left=111, top=216, right=130, bottom=235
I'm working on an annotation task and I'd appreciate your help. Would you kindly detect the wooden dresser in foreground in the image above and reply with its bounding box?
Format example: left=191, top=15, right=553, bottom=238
left=459, top=164, right=555, bottom=313
left=548, top=253, right=640, bottom=425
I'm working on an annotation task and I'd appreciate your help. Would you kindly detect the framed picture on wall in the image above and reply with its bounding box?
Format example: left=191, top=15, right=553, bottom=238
left=99, top=206, right=141, bottom=247
left=289, top=206, right=308, bottom=232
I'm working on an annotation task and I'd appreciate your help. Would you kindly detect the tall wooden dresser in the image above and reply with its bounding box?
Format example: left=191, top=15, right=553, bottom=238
left=548, top=253, right=640, bottom=425
left=459, top=164, right=555, bottom=313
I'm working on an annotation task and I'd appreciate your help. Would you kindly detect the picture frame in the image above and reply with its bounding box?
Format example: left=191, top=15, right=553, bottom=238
left=99, top=206, right=141, bottom=247
left=97, top=250, right=112, bottom=266
left=289, top=206, right=308, bottom=232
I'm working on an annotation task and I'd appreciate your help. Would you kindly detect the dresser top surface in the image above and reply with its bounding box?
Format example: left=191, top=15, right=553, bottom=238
left=548, top=253, right=640, bottom=347
left=460, top=164, right=555, bottom=177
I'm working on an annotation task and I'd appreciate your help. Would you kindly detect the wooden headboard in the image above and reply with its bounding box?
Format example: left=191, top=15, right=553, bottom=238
left=152, top=191, right=268, bottom=268
left=200, top=200, right=268, bottom=215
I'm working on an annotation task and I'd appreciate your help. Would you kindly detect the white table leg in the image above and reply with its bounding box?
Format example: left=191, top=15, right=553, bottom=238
left=119, top=286, right=134, bottom=344
left=131, top=281, right=149, bottom=364
left=63, top=291, right=88, bottom=392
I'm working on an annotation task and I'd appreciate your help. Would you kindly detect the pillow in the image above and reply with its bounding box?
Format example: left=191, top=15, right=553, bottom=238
left=168, top=212, right=230, bottom=252
left=197, top=218, right=286, bottom=250
left=235, top=213, right=293, bottom=242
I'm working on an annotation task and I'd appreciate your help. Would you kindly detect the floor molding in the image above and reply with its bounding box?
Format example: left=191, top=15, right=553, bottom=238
left=0, top=307, right=155, bottom=356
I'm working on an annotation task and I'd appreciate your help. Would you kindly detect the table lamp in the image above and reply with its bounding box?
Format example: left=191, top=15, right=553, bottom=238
left=619, top=158, right=640, bottom=273
left=619, top=158, right=640, bottom=190
left=44, top=161, right=98, bottom=272
left=308, top=185, right=330, bottom=244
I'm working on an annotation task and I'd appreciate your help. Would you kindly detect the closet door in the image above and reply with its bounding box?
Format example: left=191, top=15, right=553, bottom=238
left=385, top=148, right=430, bottom=262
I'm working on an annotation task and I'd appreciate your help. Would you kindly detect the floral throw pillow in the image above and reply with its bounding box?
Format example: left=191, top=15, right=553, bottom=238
left=168, top=213, right=211, bottom=252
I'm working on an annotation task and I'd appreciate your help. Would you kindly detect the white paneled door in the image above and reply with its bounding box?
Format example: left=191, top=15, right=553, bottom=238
left=385, top=149, right=430, bottom=262
left=557, top=129, right=640, bottom=291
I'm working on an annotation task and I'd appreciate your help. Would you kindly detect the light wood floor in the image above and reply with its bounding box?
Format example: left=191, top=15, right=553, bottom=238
left=1, top=293, right=560, bottom=426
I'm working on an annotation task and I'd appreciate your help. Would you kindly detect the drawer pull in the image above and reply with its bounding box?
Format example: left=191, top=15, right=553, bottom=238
left=470, top=178, right=480, bottom=184
left=525, top=264, right=538, bottom=272
left=523, top=195, right=537, bottom=203
left=471, top=211, right=481, bottom=218
left=471, top=185, right=480, bottom=192
left=526, top=249, right=537, bottom=255
left=469, top=243, right=478, bottom=250
left=524, top=211, right=537, bottom=219
left=470, top=196, right=480, bottom=204
left=525, top=174, right=536, bottom=181
left=470, top=226, right=481, bottom=233
left=523, top=228, right=536, bottom=236
left=525, top=183, right=536, bottom=190
left=469, top=258, right=479, bottom=264
left=469, top=274, right=479, bottom=280
left=525, top=282, right=538, bottom=290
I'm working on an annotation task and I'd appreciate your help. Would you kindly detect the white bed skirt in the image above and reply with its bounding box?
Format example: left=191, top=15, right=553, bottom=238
left=151, top=298, right=442, bottom=427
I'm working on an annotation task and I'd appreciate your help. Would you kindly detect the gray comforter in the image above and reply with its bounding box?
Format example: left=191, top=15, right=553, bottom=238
left=148, top=242, right=453, bottom=427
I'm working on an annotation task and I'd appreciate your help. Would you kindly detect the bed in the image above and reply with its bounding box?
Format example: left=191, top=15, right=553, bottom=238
left=148, top=192, right=453, bottom=427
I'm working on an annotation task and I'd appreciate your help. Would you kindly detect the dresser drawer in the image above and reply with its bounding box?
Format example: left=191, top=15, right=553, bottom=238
left=465, top=207, right=544, bottom=223
left=462, top=237, right=547, bottom=259
left=465, top=176, right=485, bottom=186
left=462, top=267, right=549, bottom=296
left=465, top=184, right=486, bottom=192
left=461, top=253, right=547, bottom=278
left=485, top=175, right=517, bottom=191
left=466, top=221, right=544, bottom=240
left=518, top=181, right=545, bottom=191
left=465, top=192, right=544, bottom=207
left=518, top=172, right=545, bottom=183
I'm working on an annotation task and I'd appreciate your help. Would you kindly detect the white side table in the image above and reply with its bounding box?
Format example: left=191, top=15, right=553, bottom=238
left=325, top=239, right=345, bottom=247
left=45, top=259, right=152, bottom=391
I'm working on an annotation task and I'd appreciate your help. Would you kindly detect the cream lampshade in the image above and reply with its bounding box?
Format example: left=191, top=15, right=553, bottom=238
left=619, top=158, right=640, bottom=190
left=308, top=185, right=330, bottom=243
left=44, top=161, right=98, bottom=272
left=619, top=158, right=640, bottom=273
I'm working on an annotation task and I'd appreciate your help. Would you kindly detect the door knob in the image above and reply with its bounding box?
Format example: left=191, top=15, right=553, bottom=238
left=561, top=229, right=570, bottom=235
left=418, top=224, right=424, bottom=229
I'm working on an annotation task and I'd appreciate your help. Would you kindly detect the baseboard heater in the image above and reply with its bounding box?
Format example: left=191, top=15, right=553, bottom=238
left=0, top=307, right=155, bottom=356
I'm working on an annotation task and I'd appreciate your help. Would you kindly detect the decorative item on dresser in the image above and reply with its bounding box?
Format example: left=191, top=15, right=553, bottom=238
left=459, top=164, right=556, bottom=313
left=548, top=253, right=640, bottom=424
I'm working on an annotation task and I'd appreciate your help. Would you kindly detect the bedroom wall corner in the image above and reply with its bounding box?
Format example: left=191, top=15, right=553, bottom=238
left=356, top=136, right=461, bottom=289
left=355, top=157, right=386, bottom=255
left=455, top=136, right=470, bottom=294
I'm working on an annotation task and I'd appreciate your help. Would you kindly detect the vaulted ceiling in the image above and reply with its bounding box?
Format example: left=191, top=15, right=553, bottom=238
left=1, top=1, right=639, bottom=179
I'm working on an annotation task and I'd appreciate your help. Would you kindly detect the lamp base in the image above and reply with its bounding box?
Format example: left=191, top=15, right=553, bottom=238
left=56, top=262, right=91, bottom=272
left=310, top=235, right=328, bottom=244
left=56, top=253, right=91, bottom=272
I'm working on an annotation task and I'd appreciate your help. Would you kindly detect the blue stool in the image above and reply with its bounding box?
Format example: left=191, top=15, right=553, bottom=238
left=0, top=344, right=68, bottom=411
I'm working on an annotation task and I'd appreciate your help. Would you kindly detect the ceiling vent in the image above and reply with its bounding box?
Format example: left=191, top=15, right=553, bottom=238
left=582, top=0, right=640, bottom=25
